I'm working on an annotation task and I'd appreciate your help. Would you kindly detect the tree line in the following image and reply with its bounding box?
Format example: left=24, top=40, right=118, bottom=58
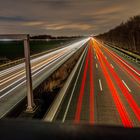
left=96, top=15, right=140, bottom=54
left=30, top=35, right=82, bottom=40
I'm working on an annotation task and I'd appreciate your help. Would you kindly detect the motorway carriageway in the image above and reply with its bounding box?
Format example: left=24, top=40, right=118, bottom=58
left=0, top=38, right=89, bottom=118
left=51, top=38, right=140, bottom=127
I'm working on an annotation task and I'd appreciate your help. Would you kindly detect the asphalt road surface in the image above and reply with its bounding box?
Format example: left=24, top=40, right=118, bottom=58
left=54, top=38, right=140, bottom=128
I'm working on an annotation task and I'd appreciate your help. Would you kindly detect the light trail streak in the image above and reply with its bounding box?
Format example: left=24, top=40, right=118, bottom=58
left=62, top=47, right=88, bottom=122
left=0, top=38, right=89, bottom=77
left=89, top=41, right=94, bottom=124
left=0, top=38, right=90, bottom=99
left=96, top=41, right=140, bottom=85
left=0, top=50, right=66, bottom=85
left=74, top=45, right=90, bottom=123
left=94, top=41, right=133, bottom=127
left=95, top=41, right=140, bottom=122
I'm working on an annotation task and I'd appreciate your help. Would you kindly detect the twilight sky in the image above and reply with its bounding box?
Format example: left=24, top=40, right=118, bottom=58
left=0, top=0, right=140, bottom=36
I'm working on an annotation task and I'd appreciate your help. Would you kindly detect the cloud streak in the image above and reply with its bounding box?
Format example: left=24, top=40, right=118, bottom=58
left=45, top=23, right=91, bottom=30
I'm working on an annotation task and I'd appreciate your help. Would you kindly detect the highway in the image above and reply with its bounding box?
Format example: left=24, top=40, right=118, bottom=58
left=0, top=38, right=89, bottom=118
left=45, top=38, right=140, bottom=127
left=0, top=37, right=140, bottom=127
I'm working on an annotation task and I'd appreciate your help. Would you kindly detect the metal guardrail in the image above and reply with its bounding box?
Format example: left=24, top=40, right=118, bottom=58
left=104, top=42, right=140, bottom=64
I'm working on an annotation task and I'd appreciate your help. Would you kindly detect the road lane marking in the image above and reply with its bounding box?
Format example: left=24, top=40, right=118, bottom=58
left=96, top=63, right=98, bottom=69
left=111, top=64, right=114, bottom=69
left=62, top=48, right=88, bottom=122
left=99, top=79, right=103, bottom=91
left=122, top=80, right=131, bottom=92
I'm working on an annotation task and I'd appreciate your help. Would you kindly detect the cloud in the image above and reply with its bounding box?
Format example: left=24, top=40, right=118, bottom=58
left=35, top=0, right=72, bottom=8
left=46, top=23, right=91, bottom=30
left=0, top=16, right=29, bottom=22
left=0, top=0, right=140, bottom=35
left=23, top=21, right=44, bottom=26
left=93, top=5, right=124, bottom=16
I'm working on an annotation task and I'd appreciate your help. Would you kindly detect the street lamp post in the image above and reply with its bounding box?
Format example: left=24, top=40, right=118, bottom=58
left=24, top=35, right=35, bottom=112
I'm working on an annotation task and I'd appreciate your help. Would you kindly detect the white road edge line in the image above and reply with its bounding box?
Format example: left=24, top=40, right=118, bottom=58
left=99, top=79, right=103, bottom=91
left=122, top=80, right=131, bottom=92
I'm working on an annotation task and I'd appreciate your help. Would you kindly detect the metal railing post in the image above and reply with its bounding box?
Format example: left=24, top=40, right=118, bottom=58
left=24, top=35, right=35, bottom=112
